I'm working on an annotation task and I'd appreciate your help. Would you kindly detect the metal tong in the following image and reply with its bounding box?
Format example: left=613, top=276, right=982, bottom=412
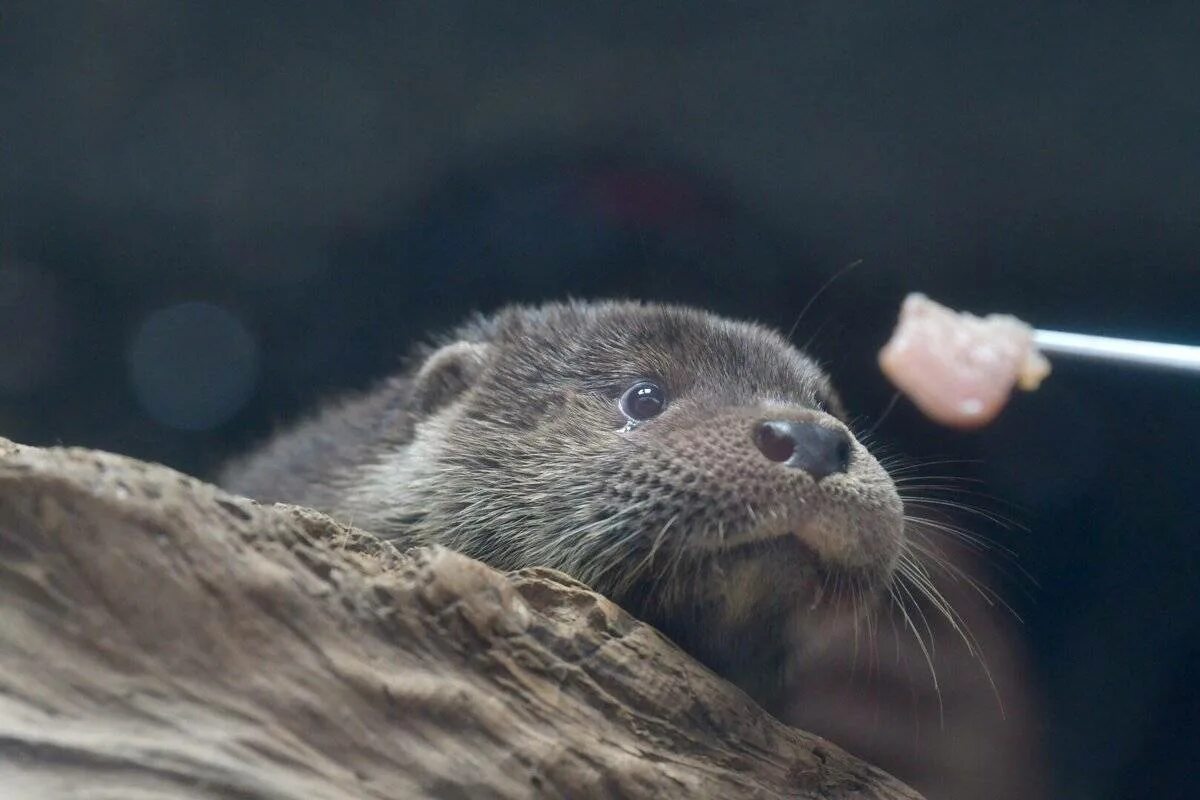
left=1033, top=330, right=1200, bottom=374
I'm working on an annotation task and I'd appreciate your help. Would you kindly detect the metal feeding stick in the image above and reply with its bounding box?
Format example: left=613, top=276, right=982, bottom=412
left=1033, top=330, right=1200, bottom=374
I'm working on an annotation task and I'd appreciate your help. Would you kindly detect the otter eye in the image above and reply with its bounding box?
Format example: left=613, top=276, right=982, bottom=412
left=619, top=381, right=667, bottom=421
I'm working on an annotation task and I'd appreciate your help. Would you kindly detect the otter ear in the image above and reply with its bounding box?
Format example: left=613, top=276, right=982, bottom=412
left=411, top=341, right=492, bottom=415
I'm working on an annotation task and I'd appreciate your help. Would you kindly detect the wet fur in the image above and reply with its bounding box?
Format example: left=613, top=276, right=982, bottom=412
left=222, top=300, right=905, bottom=709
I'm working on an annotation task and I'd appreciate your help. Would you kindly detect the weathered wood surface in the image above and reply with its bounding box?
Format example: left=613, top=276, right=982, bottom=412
left=0, top=437, right=920, bottom=799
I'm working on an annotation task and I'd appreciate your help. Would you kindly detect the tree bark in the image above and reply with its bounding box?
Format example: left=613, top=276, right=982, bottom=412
left=0, top=437, right=921, bottom=799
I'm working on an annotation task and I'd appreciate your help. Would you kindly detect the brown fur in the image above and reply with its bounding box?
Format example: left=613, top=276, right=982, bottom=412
left=221, top=300, right=904, bottom=709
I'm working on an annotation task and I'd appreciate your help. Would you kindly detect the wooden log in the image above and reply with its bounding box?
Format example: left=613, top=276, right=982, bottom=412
left=0, top=437, right=921, bottom=799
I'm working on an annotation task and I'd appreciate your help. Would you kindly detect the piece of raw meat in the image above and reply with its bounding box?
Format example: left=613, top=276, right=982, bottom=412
left=879, top=293, right=1050, bottom=428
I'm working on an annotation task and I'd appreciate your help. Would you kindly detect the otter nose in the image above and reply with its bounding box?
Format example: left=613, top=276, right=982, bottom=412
left=753, top=420, right=852, bottom=480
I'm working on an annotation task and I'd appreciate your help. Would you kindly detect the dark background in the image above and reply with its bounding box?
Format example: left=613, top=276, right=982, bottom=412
left=2, top=4, right=1198, bottom=798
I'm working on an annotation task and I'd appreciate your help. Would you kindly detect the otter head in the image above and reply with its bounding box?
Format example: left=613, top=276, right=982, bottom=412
left=351, top=300, right=904, bottom=707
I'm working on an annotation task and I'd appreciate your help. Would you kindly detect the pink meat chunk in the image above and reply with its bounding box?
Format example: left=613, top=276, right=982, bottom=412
left=879, top=294, right=1051, bottom=429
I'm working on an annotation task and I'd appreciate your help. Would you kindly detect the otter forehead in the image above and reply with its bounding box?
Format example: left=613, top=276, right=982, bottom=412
left=461, top=301, right=835, bottom=410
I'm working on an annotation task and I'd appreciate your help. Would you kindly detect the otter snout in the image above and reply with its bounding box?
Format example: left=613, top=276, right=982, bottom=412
left=753, top=419, right=852, bottom=480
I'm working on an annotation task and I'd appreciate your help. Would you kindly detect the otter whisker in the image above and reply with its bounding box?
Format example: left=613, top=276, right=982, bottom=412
left=863, top=390, right=903, bottom=438
left=887, top=581, right=945, bottom=727
left=901, top=496, right=1026, bottom=533
left=897, top=483, right=1028, bottom=526
left=904, top=513, right=1039, bottom=592
left=903, top=535, right=1024, bottom=623
left=893, top=559, right=945, bottom=661
left=863, top=584, right=882, bottom=681
left=892, top=475, right=993, bottom=489
left=786, top=257, right=864, bottom=341
left=896, top=551, right=980, bottom=658
left=810, top=570, right=830, bottom=612
left=849, top=573, right=863, bottom=679
left=902, top=513, right=1014, bottom=557
left=606, top=514, right=679, bottom=598
left=893, top=545, right=1008, bottom=719
left=880, top=458, right=986, bottom=475
left=641, top=514, right=679, bottom=571
left=884, top=603, right=928, bottom=747
left=827, top=571, right=845, bottom=632
left=576, top=511, right=652, bottom=562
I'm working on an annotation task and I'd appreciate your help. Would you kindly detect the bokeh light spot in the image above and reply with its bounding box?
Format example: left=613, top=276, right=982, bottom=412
left=127, top=302, right=259, bottom=431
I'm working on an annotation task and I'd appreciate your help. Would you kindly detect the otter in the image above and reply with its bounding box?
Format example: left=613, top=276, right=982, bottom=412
left=221, top=300, right=904, bottom=709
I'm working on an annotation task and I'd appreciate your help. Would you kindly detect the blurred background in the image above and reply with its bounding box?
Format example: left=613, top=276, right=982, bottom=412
left=2, top=3, right=1198, bottom=798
